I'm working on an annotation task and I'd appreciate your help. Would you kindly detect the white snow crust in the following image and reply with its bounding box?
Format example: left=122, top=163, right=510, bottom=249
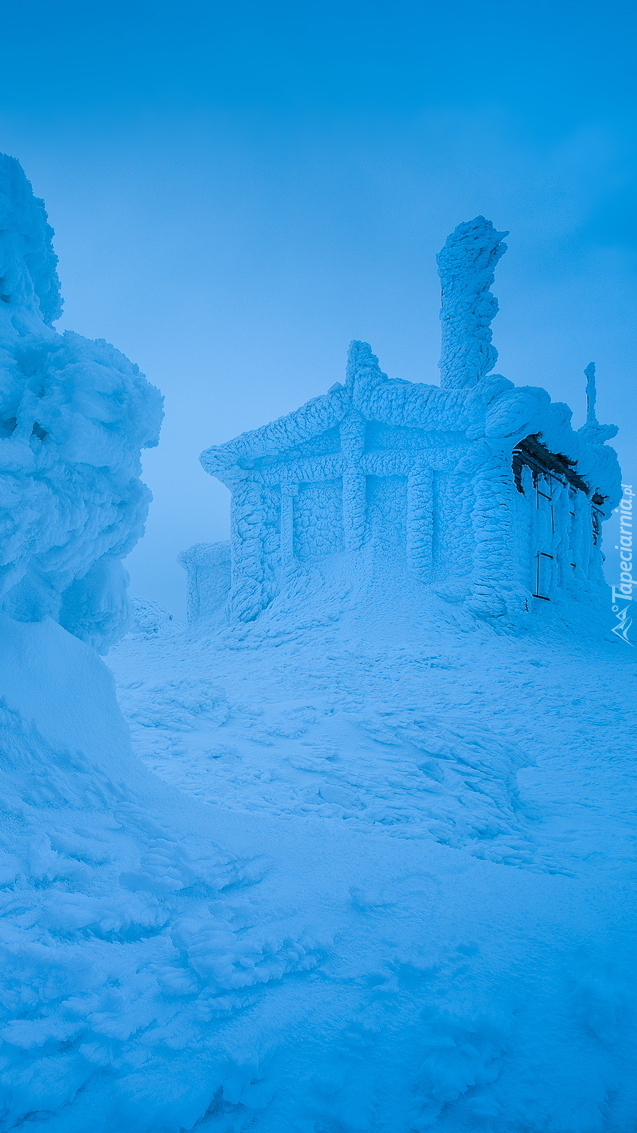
left=1, top=581, right=635, bottom=1132
left=106, top=570, right=637, bottom=1133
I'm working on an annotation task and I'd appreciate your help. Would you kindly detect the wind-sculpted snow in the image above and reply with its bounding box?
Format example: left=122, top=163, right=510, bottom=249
left=2, top=608, right=636, bottom=1132
left=117, top=674, right=534, bottom=865
left=0, top=154, right=62, bottom=327
left=107, top=578, right=637, bottom=1130
left=0, top=615, right=324, bottom=1130
left=0, top=155, right=162, bottom=649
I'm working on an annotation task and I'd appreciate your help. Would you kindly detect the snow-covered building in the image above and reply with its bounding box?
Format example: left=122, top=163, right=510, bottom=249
left=190, top=217, right=621, bottom=623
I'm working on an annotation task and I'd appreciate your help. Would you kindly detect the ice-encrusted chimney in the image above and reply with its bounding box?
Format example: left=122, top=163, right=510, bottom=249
left=436, top=216, right=508, bottom=389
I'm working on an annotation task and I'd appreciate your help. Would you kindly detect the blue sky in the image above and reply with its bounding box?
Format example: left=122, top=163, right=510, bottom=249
left=1, top=0, right=635, bottom=616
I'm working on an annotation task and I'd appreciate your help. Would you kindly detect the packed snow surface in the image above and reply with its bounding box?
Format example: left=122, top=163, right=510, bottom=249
left=105, top=573, right=637, bottom=1132
left=2, top=587, right=636, bottom=1132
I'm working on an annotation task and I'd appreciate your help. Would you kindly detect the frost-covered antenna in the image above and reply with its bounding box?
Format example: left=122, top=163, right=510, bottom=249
left=578, top=361, right=618, bottom=443
left=436, top=216, right=509, bottom=389
left=584, top=362, right=598, bottom=425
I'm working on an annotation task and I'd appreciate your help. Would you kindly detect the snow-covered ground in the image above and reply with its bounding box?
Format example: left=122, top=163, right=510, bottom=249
left=113, top=572, right=637, bottom=880
left=101, top=567, right=637, bottom=1131
left=3, top=586, right=635, bottom=1131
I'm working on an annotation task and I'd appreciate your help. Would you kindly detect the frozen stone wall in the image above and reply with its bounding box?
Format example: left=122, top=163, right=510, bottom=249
left=178, top=542, right=231, bottom=622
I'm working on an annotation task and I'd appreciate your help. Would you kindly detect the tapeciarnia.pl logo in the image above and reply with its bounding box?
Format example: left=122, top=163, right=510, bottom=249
left=611, top=484, right=634, bottom=645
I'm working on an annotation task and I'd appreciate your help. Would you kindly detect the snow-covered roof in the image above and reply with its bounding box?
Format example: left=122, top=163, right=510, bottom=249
left=201, top=216, right=622, bottom=508
left=201, top=339, right=621, bottom=508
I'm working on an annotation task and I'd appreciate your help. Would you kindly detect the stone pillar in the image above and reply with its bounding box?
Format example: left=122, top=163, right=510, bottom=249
left=280, top=482, right=298, bottom=564
left=468, top=449, right=522, bottom=617
left=406, top=462, right=433, bottom=578
left=226, top=476, right=270, bottom=622
left=340, top=411, right=366, bottom=552
left=342, top=471, right=366, bottom=551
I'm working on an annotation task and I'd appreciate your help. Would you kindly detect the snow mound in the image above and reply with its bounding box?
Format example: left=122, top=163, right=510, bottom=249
left=129, top=596, right=179, bottom=638
left=0, top=615, right=322, bottom=1130
left=2, top=611, right=636, bottom=1131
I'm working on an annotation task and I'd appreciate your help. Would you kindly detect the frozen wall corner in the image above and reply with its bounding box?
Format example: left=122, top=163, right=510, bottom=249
left=179, top=542, right=232, bottom=623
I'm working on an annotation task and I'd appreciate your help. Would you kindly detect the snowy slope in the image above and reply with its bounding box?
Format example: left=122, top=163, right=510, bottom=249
left=0, top=549, right=634, bottom=1133
left=0, top=586, right=635, bottom=1130
left=113, top=565, right=637, bottom=878
left=0, top=615, right=326, bottom=1129
left=105, top=571, right=637, bottom=1131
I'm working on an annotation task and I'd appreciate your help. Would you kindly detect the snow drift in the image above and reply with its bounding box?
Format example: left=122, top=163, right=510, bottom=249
left=108, top=577, right=637, bottom=1133
left=3, top=609, right=637, bottom=1132
left=0, top=614, right=322, bottom=1129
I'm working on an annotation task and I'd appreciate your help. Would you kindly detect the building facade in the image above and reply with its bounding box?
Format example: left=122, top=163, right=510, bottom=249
left=185, top=218, right=621, bottom=623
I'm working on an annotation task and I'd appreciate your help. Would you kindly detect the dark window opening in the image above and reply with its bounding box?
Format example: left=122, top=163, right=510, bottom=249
left=533, top=553, right=553, bottom=600
left=512, top=435, right=589, bottom=495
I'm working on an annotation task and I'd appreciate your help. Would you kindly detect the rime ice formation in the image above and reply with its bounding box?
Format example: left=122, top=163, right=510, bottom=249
left=0, top=154, right=162, bottom=650
left=579, top=361, right=619, bottom=445
left=436, top=216, right=508, bottom=388
left=192, top=219, right=620, bottom=625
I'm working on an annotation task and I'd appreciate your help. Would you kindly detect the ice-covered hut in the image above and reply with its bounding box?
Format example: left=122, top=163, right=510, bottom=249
left=184, top=217, right=621, bottom=623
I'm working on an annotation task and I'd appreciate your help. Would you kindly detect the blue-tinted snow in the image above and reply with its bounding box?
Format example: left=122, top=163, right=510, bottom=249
left=109, top=576, right=637, bottom=1131
left=1, top=155, right=636, bottom=1131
